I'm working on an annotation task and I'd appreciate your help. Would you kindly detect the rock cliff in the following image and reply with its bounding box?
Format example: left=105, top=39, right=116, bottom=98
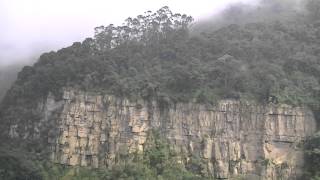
left=7, top=89, right=316, bottom=179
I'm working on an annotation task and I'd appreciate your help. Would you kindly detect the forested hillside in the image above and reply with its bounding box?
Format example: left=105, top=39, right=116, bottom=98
left=1, top=0, right=320, bottom=179
left=3, top=1, right=320, bottom=108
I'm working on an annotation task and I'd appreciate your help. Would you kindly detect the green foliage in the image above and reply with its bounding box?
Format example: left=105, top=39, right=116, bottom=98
left=2, top=5, right=320, bottom=111
left=0, top=131, right=209, bottom=180
left=139, top=130, right=207, bottom=179
left=0, top=145, right=43, bottom=180
left=304, top=132, right=320, bottom=179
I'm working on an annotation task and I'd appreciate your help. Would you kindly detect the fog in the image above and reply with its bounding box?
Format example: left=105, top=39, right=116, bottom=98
left=0, top=0, right=261, bottom=67
left=195, top=0, right=305, bottom=33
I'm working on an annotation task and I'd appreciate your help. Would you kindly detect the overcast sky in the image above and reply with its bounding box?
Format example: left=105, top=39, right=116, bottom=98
left=0, top=0, right=259, bottom=66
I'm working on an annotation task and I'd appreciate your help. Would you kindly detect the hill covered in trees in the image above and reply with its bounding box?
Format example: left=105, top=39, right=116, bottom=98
left=1, top=0, right=320, bottom=179
left=3, top=1, right=320, bottom=108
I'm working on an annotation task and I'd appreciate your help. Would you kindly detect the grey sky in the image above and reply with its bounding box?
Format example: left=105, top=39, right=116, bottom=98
left=0, top=0, right=259, bottom=66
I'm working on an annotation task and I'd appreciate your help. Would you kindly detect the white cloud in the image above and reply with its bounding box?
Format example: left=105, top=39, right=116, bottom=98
left=0, top=0, right=259, bottom=66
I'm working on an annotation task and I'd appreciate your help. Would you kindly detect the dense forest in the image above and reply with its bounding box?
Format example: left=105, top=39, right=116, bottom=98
left=1, top=0, right=320, bottom=179
left=3, top=1, right=320, bottom=107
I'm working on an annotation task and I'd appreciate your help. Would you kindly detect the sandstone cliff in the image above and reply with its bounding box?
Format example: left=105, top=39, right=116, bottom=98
left=7, top=89, right=316, bottom=179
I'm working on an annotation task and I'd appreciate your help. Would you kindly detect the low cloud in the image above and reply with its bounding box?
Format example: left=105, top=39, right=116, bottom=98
left=0, top=0, right=259, bottom=67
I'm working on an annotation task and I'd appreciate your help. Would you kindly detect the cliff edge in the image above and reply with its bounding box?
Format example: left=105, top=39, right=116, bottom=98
left=5, top=89, right=316, bottom=179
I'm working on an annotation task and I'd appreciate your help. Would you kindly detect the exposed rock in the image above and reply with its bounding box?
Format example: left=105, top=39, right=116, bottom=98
left=7, top=89, right=317, bottom=179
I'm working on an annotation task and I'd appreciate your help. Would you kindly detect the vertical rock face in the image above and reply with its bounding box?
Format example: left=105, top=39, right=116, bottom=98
left=8, top=89, right=317, bottom=179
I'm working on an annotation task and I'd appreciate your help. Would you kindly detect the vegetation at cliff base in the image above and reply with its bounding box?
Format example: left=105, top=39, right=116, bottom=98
left=304, top=132, right=320, bottom=180
left=0, top=131, right=209, bottom=180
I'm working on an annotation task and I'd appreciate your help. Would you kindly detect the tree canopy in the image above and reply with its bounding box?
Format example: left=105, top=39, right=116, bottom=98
left=1, top=4, right=320, bottom=109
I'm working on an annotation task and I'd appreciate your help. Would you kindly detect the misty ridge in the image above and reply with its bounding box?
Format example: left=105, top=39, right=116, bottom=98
left=0, top=59, right=35, bottom=100
left=0, top=0, right=318, bottom=102
left=194, top=0, right=306, bottom=31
